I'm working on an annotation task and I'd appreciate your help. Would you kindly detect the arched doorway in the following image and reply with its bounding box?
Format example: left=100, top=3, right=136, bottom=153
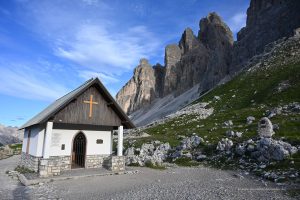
left=72, top=132, right=86, bottom=168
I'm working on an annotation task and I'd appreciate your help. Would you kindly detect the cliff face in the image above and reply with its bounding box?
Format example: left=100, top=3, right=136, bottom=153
left=116, top=0, right=300, bottom=122
left=117, top=13, right=233, bottom=113
left=116, top=59, right=164, bottom=114
left=231, top=0, right=300, bottom=72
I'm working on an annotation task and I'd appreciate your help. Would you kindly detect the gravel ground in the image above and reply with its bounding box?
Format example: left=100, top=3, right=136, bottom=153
left=0, top=156, right=298, bottom=200
left=0, top=155, right=27, bottom=200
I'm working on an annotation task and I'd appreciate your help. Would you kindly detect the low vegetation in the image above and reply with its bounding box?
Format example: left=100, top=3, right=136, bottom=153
left=129, top=59, right=300, bottom=172
left=14, top=165, right=34, bottom=174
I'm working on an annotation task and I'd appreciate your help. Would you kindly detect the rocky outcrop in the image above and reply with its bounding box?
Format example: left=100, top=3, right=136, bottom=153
left=179, top=28, right=199, bottom=54
left=163, top=44, right=182, bottom=95
left=125, top=141, right=171, bottom=166
left=230, top=0, right=300, bottom=72
left=165, top=13, right=234, bottom=96
left=117, top=13, right=233, bottom=114
left=116, top=59, right=162, bottom=114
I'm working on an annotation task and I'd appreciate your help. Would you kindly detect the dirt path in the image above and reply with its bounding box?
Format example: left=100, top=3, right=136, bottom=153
left=0, top=156, right=297, bottom=200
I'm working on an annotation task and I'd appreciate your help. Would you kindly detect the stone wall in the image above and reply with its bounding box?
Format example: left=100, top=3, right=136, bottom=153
left=85, top=154, right=110, bottom=168
left=20, top=152, right=41, bottom=172
left=22, top=154, right=121, bottom=177
left=39, top=158, right=60, bottom=177
left=106, top=156, right=125, bottom=172
left=58, top=156, right=72, bottom=171
left=38, top=156, right=71, bottom=177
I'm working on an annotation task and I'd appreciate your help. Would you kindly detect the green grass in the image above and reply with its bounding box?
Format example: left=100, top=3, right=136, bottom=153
left=173, top=157, right=200, bottom=167
left=145, top=161, right=166, bottom=170
left=14, top=166, right=34, bottom=174
left=9, top=143, right=22, bottom=150
left=129, top=60, right=300, bottom=172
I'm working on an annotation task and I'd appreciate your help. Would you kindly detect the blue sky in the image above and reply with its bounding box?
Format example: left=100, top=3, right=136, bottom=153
left=0, top=0, right=249, bottom=127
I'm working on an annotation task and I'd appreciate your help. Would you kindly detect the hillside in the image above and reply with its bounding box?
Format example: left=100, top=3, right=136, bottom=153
left=117, top=0, right=300, bottom=126
left=124, top=33, right=300, bottom=184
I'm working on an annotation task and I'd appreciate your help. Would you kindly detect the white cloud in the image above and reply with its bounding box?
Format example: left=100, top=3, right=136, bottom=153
left=78, top=70, right=119, bottom=84
left=228, top=12, right=247, bottom=34
left=16, top=1, right=161, bottom=76
left=0, top=61, right=70, bottom=101
left=55, top=24, right=160, bottom=73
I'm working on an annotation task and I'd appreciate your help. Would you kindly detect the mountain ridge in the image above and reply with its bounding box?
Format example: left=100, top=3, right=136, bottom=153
left=116, top=0, right=300, bottom=127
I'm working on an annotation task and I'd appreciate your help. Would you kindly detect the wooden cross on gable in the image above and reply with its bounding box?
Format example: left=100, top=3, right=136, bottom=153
left=83, top=95, right=98, bottom=118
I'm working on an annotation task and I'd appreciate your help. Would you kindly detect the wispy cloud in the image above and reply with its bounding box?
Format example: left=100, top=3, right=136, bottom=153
left=0, top=60, right=70, bottom=101
left=78, top=70, right=119, bottom=84
left=228, top=12, right=247, bottom=34
left=56, top=24, right=160, bottom=73
left=15, top=0, right=161, bottom=75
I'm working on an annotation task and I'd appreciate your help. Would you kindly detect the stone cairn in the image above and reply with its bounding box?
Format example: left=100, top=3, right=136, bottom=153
left=258, top=117, right=274, bottom=138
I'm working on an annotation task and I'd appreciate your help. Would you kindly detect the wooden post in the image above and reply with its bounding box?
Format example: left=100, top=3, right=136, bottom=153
left=43, top=121, right=53, bottom=159
left=117, top=126, right=123, bottom=156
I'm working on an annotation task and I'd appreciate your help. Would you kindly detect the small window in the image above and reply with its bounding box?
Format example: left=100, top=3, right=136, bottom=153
left=61, top=144, right=65, bottom=150
left=96, top=139, right=103, bottom=144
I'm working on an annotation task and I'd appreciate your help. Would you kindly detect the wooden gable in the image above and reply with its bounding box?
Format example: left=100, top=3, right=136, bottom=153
left=53, top=85, right=122, bottom=126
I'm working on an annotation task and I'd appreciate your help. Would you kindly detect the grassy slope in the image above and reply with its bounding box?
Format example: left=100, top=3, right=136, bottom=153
left=128, top=58, right=300, bottom=169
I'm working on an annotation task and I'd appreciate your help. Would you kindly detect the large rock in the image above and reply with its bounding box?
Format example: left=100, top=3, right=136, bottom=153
left=125, top=141, right=170, bottom=166
left=252, top=138, right=298, bottom=161
left=216, top=138, right=233, bottom=151
left=235, top=138, right=298, bottom=162
left=230, top=0, right=300, bottom=73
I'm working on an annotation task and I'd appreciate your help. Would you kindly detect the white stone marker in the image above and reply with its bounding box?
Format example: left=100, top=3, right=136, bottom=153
left=117, top=126, right=123, bottom=156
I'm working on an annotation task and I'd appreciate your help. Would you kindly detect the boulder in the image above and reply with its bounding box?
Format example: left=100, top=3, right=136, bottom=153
left=125, top=141, right=170, bottom=166
left=226, top=130, right=235, bottom=137
left=235, top=137, right=298, bottom=162
left=216, top=138, right=233, bottom=151
left=246, top=116, right=255, bottom=124
left=224, top=120, right=233, bottom=127
left=177, top=135, right=203, bottom=150
left=252, top=138, right=298, bottom=161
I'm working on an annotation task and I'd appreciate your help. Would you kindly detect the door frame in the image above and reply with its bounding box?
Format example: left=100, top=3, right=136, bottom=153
left=71, top=131, right=87, bottom=169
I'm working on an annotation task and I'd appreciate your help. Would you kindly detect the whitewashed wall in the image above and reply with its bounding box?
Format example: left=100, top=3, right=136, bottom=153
left=22, top=126, right=45, bottom=157
left=49, top=129, right=112, bottom=156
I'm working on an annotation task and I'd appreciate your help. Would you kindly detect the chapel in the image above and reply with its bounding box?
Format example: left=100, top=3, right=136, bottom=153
left=20, top=78, right=134, bottom=177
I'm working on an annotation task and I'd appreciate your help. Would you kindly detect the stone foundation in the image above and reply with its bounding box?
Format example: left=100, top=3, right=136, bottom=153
left=21, top=154, right=124, bottom=177
left=39, top=156, right=71, bottom=177
left=20, top=152, right=41, bottom=172
left=85, top=155, right=110, bottom=168
left=58, top=156, right=72, bottom=171
left=107, top=156, right=125, bottom=172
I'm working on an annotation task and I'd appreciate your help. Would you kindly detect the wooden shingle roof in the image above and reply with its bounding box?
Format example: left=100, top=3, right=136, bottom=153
left=20, top=78, right=135, bottom=129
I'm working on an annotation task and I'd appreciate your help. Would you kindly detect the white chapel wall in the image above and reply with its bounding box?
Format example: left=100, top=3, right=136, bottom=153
left=22, top=126, right=45, bottom=157
left=49, top=129, right=112, bottom=157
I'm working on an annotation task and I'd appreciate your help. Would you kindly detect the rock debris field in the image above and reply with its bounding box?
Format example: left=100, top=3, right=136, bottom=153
left=0, top=155, right=298, bottom=200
